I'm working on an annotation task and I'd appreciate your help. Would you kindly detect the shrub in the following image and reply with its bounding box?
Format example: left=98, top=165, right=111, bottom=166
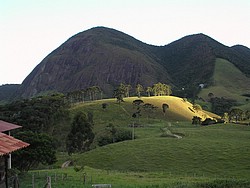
left=98, top=129, right=132, bottom=146
left=201, top=118, right=216, bottom=125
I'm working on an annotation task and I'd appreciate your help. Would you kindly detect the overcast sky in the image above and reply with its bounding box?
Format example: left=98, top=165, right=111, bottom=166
left=1, top=0, right=250, bottom=85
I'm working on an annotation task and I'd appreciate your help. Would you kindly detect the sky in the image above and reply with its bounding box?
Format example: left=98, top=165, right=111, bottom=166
left=1, top=0, right=250, bottom=85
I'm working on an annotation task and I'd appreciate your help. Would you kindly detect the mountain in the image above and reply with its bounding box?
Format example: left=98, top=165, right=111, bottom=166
left=2, top=26, right=250, bottom=100
left=0, top=84, right=20, bottom=103
left=18, top=27, right=171, bottom=98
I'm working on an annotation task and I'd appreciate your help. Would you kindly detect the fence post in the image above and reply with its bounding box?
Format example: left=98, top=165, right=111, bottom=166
left=32, top=173, right=35, bottom=188
left=46, top=176, right=51, bottom=188
left=84, top=174, right=86, bottom=185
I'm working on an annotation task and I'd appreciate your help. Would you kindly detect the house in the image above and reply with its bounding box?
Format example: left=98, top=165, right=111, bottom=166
left=0, top=120, right=29, bottom=188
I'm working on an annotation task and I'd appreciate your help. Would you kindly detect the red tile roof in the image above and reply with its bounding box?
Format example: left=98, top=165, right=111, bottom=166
left=0, top=132, right=29, bottom=156
left=0, top=120, right=22, bottom=132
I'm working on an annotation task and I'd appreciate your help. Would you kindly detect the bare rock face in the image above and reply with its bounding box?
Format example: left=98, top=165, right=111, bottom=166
left=19, top=27, right=171, bottom=98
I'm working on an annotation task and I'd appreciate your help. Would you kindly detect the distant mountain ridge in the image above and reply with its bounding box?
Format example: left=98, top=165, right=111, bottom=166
left=1, top=26, right=250, bottom=100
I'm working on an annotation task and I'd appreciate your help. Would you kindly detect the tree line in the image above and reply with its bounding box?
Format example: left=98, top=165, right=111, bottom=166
left=67, top=82, right=172, bottom=104
left=66, top=86, right=102, bottom=103
left=0, top=93, right=69, bottom=172
left=113, top=82, right=172, bottom=103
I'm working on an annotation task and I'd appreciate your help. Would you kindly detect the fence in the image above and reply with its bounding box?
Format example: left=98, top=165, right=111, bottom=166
left=11, top=171, right=95, bottom=188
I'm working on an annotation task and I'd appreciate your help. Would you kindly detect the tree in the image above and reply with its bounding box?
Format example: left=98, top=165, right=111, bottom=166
left=12, top=131, right=57, bottom=172
left=208, top=92, right=214, bottom=100
left=102, top=103, right=108, bottom=110
left=132, top=99, right=144, bottom=107
left=193, top=104, right=202, bottom=112
left=210, top=97, right=236, bottom=116
left=146, top=87, right=152, bottom=97
left=201, top=118, right=216, bottom=125
left=152, top=82, right=172, bottom=96
left=98, top=128, right=132, bottom=146
left=124, top=84, right=132, bottom=97
left=192, top=116, right=202, bottom=125
left=66, top=111, right=95, bottom=155
left=245, top=110, right=250, bottom=121
left=229, top=108, right=244, bottom=122
left=222, top=112, right=229, bottom=123
left=106, top=123, right=117, bottom=143
left=162, top=103, right=169, bottom=116
left=86, top=86, right=102, bottom=101
left=113, top=84, right=126, bottom=104
left=0, top=94, right=69, bottom=134
left=136, top=84, right=144, bottom=98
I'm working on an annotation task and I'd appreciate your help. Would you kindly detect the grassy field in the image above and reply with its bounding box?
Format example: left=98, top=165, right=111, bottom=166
left=72, top=123, right=250, bottom=177
left=199, top=58, right=250, bottom=106
left=19, top=165, right=250, bottom=188
left=68, top=96, right=220, bottom=148
left=19, top=123, right=250, bottom=187
left=71, top=96, right=219, bottom=125
left=18, top=96, right=250, bottom=187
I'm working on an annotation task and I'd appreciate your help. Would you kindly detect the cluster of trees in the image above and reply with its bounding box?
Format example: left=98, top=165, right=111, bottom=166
left=0, top=93, right=69, bottom=171
left=97, top=123, right=132, bottom=146
left=65, top=82, right=172, bottom=105
left=209, top=97, right=237, bottom=116
left=12, top=131, right=57, bottom=172
left=66, top=111, right=95, bottom=155
left=66, top=86, right=102, bottom=103
left=207, top=95, right=249, bottom=123
left=114, top=82, right=172, bottom=103
left=131, top=99, right=170, bottom=120
left=192, top=108, right=250, bottom=126
left=192, top=116, right=216, bottom=126
left=226, top=109, right=250, bottom=123
left=0, top=93, right=69, bottom=133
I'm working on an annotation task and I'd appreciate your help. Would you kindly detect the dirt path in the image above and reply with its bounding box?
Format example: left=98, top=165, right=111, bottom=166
left=61, top=160, right=72, bottom=168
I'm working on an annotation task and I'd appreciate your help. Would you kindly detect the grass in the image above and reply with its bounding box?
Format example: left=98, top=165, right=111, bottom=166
left=17, top=96, right=250, bottom=187
left=19, top=122, right=250, bottom=187
left=70, top=123, right=250, bottom=179
left=68, top=96, right=220, bottom=148
left=20, top=166, right=250, bottom=188
left=199, top=58, right=250, bottom=106
left=71, top=96, right=219, bottom=125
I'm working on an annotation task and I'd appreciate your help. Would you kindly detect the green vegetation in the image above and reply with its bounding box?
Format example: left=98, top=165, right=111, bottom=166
left=12, top=131, right=57, bottom=172
left=66, top=111, right=95, bottom=155
left=71, top=123, right=250, bottom=177
left=1, top=27, right=250, bottom=187
left=17, top=123, right=250, bottom=187
left=1, top=92, right=249, bottom=187
left=199, top=58, right=250, bottom=105
left=18, top=166, right=250, bottom=188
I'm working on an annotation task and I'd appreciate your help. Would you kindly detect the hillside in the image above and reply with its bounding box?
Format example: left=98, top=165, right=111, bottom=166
left=72, top=123, right=250, bottom=179
left=71, top=96, right=219, bottom=123
left=66, top=96, right=219, bottom=149
left=65, top=97, right=249, bottom=181
left=2, top=26, right=249, bottom=102
left=18, top=27, right=171, bottom=98
left=157, top=34, right=217, bottom=87
left=199, top=58, right=250, bottom=106
left=0, top=84, right=20, bottom=103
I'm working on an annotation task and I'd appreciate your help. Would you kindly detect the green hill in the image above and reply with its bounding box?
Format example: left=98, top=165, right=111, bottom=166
left=72, top=123, right=250, bottom=180
left=199, top=58, right=250, bottom=108
left=70, top=96, right=218, bottom=128
left=47, top=96, right=250, bottom=182
left=63, top=97, right=249, bottom=179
